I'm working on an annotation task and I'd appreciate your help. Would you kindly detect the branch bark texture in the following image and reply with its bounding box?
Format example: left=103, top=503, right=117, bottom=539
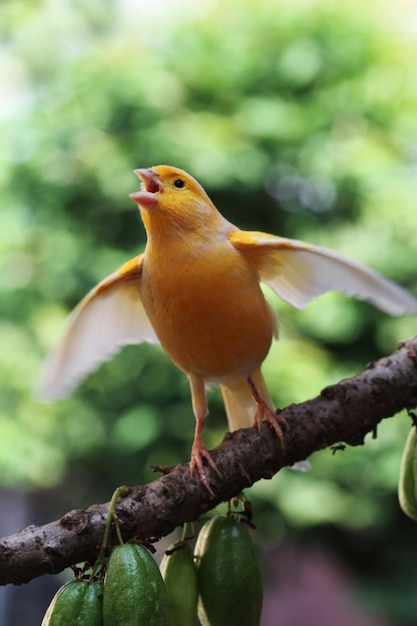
left=2, top=337, right=417, bottom=586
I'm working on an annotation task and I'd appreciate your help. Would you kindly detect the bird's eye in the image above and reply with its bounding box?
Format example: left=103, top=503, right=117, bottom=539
left=174, top=179, right=186, bottom=189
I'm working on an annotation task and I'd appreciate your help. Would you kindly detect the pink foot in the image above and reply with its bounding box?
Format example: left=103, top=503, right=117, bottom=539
left=248, top=377, right=286, bottom=441
left=190, top=435, right=221, bottom=496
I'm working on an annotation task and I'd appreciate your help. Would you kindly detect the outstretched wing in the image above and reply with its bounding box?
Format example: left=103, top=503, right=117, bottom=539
left=35, top=254, right=159, bottom=401
left=230, top=230, right=417, bottom=315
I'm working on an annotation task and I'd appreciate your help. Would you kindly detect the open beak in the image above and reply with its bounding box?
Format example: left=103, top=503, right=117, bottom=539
left=129, top=168, right=161, bottom=208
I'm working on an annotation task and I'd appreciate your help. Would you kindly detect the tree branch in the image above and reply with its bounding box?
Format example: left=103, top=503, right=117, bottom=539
left=2, top=337, right=417, bottom=586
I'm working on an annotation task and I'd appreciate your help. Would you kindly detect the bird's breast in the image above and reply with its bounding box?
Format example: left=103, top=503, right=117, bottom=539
left=139, top=239, right=276, bottom=380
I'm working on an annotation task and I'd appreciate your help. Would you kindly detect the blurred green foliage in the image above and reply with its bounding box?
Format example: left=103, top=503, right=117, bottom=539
left=1, top=0, right=417, bottom=620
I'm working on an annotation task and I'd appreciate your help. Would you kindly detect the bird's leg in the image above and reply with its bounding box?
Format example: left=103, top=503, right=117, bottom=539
left=190, top=415, right=220, bottom=495
left=247, top=376, right=286, bottom=441
left=189, top=374, right=221, bottom=494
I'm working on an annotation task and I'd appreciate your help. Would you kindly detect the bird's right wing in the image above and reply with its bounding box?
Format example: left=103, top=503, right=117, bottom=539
left=35, top=254, right=159, bottom=401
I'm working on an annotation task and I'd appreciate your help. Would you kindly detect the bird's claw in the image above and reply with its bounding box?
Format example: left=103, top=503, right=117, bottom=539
left=249, top=378, right=287, bottom=441
left=190, top=443, right=221, bottom=496
left=258, top=406, right=287, bottom=442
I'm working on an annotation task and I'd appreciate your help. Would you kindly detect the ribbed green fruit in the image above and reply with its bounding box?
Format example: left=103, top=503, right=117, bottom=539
left=195, top=516, right=263, bottom=626
left=160, top=542, right=198, bottom=626
left=103, top=543, right=169, bottom=625
left=399, top=426, right=417, bottom=521
left=41, top=580, right=103, bottom=625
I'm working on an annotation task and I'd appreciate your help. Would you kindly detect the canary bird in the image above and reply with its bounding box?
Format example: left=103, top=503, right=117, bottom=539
left=37, top=165, right=417, bottom=490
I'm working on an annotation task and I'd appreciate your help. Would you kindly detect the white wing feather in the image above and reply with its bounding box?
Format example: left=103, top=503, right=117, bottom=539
left=231, top=232, right=417, bottom=315
left=35, top=268, right=159, bottom=401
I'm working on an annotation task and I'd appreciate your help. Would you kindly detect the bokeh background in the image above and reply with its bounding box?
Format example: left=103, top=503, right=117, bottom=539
left=1, top=0, right=417, bottom=623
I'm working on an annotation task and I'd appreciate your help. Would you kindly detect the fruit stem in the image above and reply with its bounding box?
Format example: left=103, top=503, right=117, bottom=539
left=180, top=522, right=189, bottom=542
left=88, top=485, right=129, bottom=582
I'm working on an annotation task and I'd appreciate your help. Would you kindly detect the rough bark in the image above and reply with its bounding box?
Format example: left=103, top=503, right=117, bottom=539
left=1, top=337, right=417, bottom=586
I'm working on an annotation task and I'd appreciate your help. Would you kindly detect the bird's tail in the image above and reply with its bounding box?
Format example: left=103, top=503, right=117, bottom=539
left=220, top=368, right=273, bottom=432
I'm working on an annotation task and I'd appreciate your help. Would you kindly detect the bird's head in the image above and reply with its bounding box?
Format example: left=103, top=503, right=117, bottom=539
left=130, top=165, right=221, bottom=236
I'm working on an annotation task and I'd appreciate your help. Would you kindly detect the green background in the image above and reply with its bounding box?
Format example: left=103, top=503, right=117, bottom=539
left=1, top=0, right=417, bottom=623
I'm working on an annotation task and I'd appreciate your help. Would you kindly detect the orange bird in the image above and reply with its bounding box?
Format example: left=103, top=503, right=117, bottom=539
left=37, top=165, right=417, bottom=489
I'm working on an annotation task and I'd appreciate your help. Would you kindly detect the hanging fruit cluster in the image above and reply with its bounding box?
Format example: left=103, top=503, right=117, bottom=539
left=41, top=490, right=264, bottom=625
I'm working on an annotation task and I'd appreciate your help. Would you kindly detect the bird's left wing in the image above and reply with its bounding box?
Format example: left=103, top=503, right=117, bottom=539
left=230, top=231, right=417, bottom=315
left=35, top=254, right=159, bottom=401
